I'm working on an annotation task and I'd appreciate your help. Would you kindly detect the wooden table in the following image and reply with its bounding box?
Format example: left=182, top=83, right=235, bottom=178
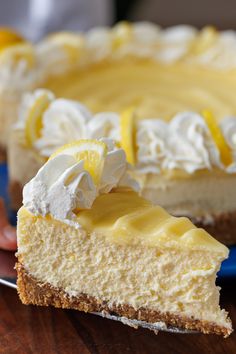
left=0, top=251, right=236, bottom=354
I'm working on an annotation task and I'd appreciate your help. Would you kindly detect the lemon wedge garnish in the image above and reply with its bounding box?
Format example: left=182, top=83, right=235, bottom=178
left=50, top=140, right=108, bottom=185
left=112, top=21, right=132, bottom=50
left=0, top=43, right=35, bottom=68
left=202, top=110, right=233, bottom=166
left=0, top=28, right=25, bottom=52
left=190, top=26, right=218, bottom=55
left=25, top=91, right=53, bottom=147
left=48, top=32, right=84, bottom=64
left=120, top=106, right=137, bottom=165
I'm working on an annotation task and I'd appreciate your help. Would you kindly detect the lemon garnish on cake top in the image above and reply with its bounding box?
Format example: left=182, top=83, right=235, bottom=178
left=120, top=106, right=137, bottom=165
left=0, top=28, right=25, bottom=52
left=49, top=139, right=108, bottom=185
left=46, top=32, right=84, bottom=64
left=202, top=110, right=233, bottom=167
left=112, top=21, right=133, bottom=50
left=190, top=26, right=218, bottom=55
left=24, top=90, right=54, bottom=147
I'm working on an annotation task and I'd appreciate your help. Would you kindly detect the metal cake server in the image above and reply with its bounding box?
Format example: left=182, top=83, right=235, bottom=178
left=0, top=276, right=197, bottom=334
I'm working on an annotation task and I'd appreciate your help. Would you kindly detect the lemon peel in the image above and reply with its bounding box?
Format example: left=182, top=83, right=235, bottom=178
left=112, top=21, right=132, bottom=50
left=50, top=139, right=108, bottom=185
left=202, top=110, right=233, bottom=167
left=25, top=92, right=53, bottom=147
left=120, top=106, right=137, bottom=165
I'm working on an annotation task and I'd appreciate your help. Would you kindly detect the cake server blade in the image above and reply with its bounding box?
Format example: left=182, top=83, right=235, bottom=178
left=0, top=276, right=197, bottom=334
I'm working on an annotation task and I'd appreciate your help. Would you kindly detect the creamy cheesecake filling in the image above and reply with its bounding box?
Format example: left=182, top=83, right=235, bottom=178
left=17, top=206, right=230, bottom=329
left=135, top=171, right=236, bottom=219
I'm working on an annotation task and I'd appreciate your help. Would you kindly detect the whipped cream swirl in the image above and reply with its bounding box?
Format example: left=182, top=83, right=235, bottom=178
left=23, top=139, right=139, bottom=225
left=35, top=98, right=93, bottom=156
left=137, top=112, right=222, bottom=174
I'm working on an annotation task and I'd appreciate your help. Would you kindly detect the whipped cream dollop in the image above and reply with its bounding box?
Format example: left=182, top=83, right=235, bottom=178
left=23, top=138, right=139, bottom=225
left=35, top=98, right=92, bottom=156
left=137, top=112, right=222, bottom=174
left=193, top=30, right=236, bottom=70
left=0, top=45, right=38, bottom=93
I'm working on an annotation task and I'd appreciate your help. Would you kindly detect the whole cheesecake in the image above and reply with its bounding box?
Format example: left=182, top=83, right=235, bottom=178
left=3, top=22, right=236, bottom=243
left=16, top=139, right=232, bottom=337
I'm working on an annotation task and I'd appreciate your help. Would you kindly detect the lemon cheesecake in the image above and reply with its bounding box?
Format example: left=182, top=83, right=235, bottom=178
left=16, top=139, right=232, bottom=336
left=3, top=23, right=236, bottom=243
left=9, top=87, right=236, bottom=244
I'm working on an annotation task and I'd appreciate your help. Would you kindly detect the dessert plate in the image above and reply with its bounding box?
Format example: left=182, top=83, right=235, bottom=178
left=0, top=161, right=235, bottom=279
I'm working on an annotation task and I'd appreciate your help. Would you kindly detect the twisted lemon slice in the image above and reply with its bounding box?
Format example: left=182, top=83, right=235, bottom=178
left=120, top=106, right=137, bottom=165
left=47, top=32, right=84, bottom=64
left=25, top=91, right=53, bottom=147
left=112, top=21, right=132, bottom=50
left=0, top=28, right=24, bottom=52
left=202, top=110, right=233, bottom=167
left=190, top=26, right=218, bottom=55
left=50, top=140, right=108, bottom=185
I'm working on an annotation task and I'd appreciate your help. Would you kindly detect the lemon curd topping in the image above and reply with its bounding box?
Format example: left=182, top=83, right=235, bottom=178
left=43, top=58, right=236, bottom=122
left=76, top=190, right=228, bottom=253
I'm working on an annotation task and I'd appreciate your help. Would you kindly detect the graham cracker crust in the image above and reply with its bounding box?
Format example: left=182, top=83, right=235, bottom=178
left=8, top=181, right=23, bottom=211
left=0, top=144, right=6, bottom=162
left=16, top=262, right=232, bottom=337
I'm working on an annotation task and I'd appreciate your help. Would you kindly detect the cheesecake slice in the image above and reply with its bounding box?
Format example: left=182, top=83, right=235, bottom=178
left=16, top=139, right=232, bottom=337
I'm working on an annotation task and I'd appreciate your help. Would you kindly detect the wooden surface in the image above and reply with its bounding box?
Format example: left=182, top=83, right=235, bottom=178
left=0, top=253, right=235, bottom=354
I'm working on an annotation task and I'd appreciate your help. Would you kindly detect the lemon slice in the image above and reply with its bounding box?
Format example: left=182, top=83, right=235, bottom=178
left=0, top=28, right=25, bottom=52
left=202, top=110, right=233, bottom=166
left=25, top=91, right=53, bottom=147
left=120, top=106, right=137, bottom=165
left=190, top=26, right=218, bottom=55
left=112, top=21, right=133, bottom=50
left=50, top=140, right=108, bottom=185
left=0, top=43, right=35, bottom=68
left=48, top=32, right=84, bottom=64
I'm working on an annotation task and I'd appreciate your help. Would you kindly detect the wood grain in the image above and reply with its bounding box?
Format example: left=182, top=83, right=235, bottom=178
left=0, top=281, right=235, bottom=354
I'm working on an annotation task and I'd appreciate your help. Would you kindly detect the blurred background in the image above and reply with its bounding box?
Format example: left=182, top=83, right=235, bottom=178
left=0, top=0, right=236, bottom=41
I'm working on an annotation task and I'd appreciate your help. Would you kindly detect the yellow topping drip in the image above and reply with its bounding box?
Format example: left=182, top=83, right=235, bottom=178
left=76, top=190, right=228, bottom=254
left=120, top=106, right=137, bottom=165
left=202, top=110, right=233, bottom=166
left=0, top=28, right=25, bottom=52
left=50, top=140, right=108, bottom=185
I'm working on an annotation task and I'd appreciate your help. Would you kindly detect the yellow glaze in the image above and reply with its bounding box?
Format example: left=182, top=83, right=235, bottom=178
left=44, top=58, right=236, bottom=121
left=76, top=190, right=228, bottom=254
